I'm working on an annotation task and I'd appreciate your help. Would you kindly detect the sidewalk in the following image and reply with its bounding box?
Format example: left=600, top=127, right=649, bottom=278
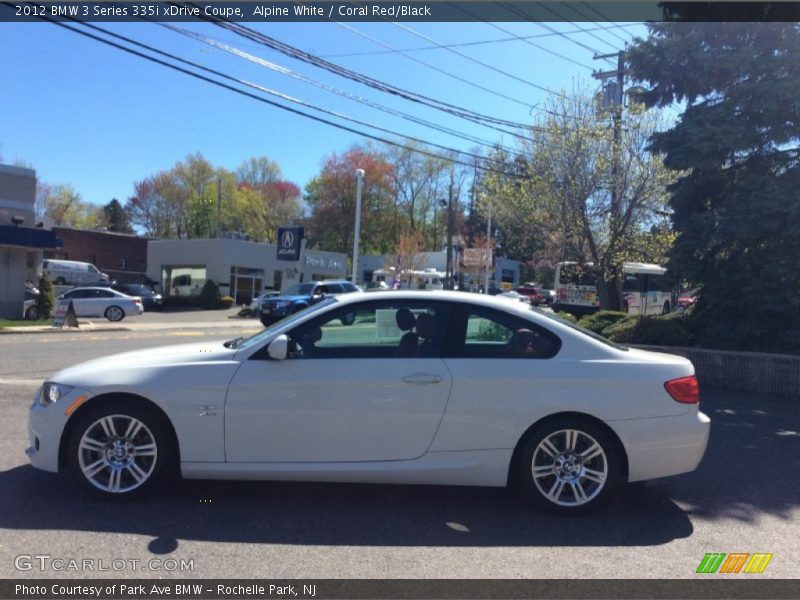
left=0, top=314, right=262, bottom=334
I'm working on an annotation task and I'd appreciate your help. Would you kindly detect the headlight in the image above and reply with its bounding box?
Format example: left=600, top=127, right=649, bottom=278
left=40, top=382, right=74, bottom=406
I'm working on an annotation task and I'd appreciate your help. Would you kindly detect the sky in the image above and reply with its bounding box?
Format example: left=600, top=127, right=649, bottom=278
left=0, top=18, right=648, bottom=206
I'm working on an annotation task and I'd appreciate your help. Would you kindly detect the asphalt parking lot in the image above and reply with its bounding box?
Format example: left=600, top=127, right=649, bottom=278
left=0, top=324, right=798, bottom=579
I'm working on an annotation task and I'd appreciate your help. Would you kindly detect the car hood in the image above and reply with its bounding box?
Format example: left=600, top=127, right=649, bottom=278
left=263, top=295, right=309, bottom=303
left=48, top=342, right=239, bottom=387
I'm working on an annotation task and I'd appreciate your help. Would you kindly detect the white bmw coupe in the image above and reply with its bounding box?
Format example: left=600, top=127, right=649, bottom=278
left=27, top=291, right=709, bottom=512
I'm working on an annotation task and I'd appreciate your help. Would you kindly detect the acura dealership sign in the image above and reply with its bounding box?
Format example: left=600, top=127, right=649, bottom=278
left=276, top=227, right=304, bottom=261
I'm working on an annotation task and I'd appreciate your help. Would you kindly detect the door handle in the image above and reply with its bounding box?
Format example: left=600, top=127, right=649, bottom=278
left=402, top=373, right=443, bottom=385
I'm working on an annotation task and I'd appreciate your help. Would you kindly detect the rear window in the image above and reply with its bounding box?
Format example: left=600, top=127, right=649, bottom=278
left=534, top=307, right=628, bottom=351
left=558, top=264, right=598, bottom=287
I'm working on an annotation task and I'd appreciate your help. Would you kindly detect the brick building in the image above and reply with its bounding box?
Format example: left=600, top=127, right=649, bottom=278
left=45, top=227, right=150, bottom=284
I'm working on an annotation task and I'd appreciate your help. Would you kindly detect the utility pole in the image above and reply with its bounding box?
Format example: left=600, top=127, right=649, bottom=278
left=216, top=176, right=222, bottom=238
left=593, top=49, right=626, bottom=310
left=444, top=182, right=454, bottom=290
left=484, top=196, right=492, bottom=295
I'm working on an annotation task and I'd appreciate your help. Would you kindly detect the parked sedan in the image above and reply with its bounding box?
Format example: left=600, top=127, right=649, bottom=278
left=112, top=284, right=163, bottom=312
left=27, top=291, right=709, bottom=512
left=57, top=287, right=144, bottom=321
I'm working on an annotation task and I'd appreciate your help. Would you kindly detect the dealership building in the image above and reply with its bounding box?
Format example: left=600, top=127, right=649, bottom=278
left=0, top=164, right=62, bottom=318
left=147, top=238, right=347, bottom=304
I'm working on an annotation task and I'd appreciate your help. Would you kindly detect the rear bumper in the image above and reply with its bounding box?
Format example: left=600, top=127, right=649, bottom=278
left=612, top=408, right=710, bottom=482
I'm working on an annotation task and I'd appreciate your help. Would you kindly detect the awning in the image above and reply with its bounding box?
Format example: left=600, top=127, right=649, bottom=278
left=0, top=224, right=62, bottom=249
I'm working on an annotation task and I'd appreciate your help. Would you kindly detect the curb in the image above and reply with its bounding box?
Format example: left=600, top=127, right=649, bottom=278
left=0, top=326, right=131, bottom=335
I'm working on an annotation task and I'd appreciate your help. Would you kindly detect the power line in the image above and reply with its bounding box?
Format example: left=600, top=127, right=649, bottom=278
left=320, top=23, right=642, bottom=58
left=388, top=20, right=571, bottom=98
left=499, top=3, right=614, bottom=65
left=447, top=3, right=593, bottom=70
left=580, top=3, right=642, bottom=42
left=27, top=11, right=523, bottom=177
left=545, top=3, right=623, bottom=52
left=334, top=21, right=535, bottom=108
left=161, top=23, right=530, bottom=155
left=207, top=17, right=536, bottom=130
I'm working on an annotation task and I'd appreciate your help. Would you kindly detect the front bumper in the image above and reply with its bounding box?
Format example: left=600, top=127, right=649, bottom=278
left=27, top=388, right=89, bottom=473
left=612, top=408, right=711, bottom=482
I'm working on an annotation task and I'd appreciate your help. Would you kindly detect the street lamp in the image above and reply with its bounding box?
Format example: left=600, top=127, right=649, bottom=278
left=352, top=168, right=365, bottom=285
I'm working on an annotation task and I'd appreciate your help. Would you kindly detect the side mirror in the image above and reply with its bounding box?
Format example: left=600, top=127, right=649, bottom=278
left=267, top=334, right=289, bottom=361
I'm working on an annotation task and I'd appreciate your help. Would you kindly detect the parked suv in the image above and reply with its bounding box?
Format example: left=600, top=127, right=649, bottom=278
left=259, top=280, right=360, bottom=326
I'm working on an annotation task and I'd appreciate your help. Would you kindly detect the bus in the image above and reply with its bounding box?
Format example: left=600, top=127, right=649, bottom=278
left=553, top=261, right=672, bottom=317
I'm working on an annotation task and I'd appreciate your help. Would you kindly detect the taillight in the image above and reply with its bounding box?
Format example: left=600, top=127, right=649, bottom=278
left=664, top=375, right=700, bottom=404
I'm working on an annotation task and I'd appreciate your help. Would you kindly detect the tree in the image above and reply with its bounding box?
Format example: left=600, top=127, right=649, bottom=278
left=36, top=272, right=55, bottom=320
left=304, top=145, right=396, bottom=256
left=41, top=184, right=104, bottom=229
left=627, top=20, right=800, bottom=352
left=102, top=199, right=133, bottom=233
left=479, top=88, right=674, bottom=308
left=384, top=228, right=427, bottom=287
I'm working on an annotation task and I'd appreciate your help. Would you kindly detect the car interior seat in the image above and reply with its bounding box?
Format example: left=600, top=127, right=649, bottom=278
left=395, top=307, right=418, bottom=357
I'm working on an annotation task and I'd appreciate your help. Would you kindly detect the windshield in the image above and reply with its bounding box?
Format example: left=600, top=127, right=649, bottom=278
left=283, top=283, right=317, bottom=296
left=533, top=307, right=628, bottom=351
left=233, top=297, right=337, bottom=351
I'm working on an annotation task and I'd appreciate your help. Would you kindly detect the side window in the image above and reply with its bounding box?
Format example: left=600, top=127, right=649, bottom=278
left=326, top=283, right=344, bottom=294
left=623, top=275, right=640, bottom=292
left=88, top=265, right=99, bottom=273
left=65, top=289, right=88, bottom=299
left=454, top=308, right=560, bottom=359
left=285, top=302, right=451, bottom=359
left=97, top=290, right=115, bottom=298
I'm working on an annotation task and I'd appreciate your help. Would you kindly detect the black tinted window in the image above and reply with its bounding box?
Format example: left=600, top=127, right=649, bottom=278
left=449, top=307, right=560, bottom=359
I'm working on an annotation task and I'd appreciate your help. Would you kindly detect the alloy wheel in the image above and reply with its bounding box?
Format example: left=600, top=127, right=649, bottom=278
left=77, top=414, right=157, bottom=493
left=531, top=428, right=608, bottom=507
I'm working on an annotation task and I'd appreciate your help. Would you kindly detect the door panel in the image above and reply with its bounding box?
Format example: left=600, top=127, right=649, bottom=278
left=225, top=358, right=452, bottom=462
left=225, top=300, right=454, bottom=463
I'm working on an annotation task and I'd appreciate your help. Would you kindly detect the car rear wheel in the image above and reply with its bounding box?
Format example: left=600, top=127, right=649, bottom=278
left=105, top=305, right=125, bottom=322
left=68, top=403, right=175, bottom=498
left=514, top=420, right=619, bottom=514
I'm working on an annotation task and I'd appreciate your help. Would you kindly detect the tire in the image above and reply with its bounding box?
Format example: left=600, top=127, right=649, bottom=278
left=67, top=401, right=176, bottom=499
left=662, top=301, right=671, bottom=315
left=513, top=418, right=620, bottom=514
left=24, top=306, right=39, bottom=321
left=340, top=312, right=356, bottom=326
left=105, top=305, right=125, bottom=322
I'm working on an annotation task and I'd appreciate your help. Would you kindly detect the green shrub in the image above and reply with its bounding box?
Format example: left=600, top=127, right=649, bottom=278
left=199, top=280, right=221, bottom=310
left=36, top=272, right=55, bottom=320
left=577, top=310, right=629, bottom=336
left=606, top=313, right=693, bottom=347
left=555, top=311, right=578, bottom=324
left=475, top=319, right=513, bottom=342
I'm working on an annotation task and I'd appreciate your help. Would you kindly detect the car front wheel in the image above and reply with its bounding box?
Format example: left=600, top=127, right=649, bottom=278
left=68, top=403, right=175, bottom=498
left=514, top=420, right=619, bottom=514
left=105, top=306, right=125, bottom=322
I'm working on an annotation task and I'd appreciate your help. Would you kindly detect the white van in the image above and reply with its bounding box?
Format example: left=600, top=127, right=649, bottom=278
left=42, top=259, right=109, bottom=286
